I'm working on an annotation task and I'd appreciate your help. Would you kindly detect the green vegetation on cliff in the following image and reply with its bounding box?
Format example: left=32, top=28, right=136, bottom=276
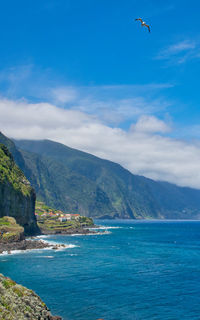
left=0, top=144, right=32, bottom=196
left=0, top=217, right=24, bottom=243
left=0, top=142, right=39, bottom=235
left=36, top=201, right=63, bottom=215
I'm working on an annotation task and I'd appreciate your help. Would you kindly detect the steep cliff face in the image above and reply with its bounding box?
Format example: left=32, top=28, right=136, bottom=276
left=0, top=144, right=39, bottom=235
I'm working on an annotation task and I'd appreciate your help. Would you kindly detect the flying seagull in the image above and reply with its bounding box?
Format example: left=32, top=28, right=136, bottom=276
left=135, top=18, right=151, bottom=33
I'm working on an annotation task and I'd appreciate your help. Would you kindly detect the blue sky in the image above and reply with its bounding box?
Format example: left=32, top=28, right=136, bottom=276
left=0, top=0, right=200, bottom=132
left=1, top=0, right=200, bottom=188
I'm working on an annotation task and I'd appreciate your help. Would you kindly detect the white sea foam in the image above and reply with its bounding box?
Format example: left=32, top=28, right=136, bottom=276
left=0, top=242, right=78, bottom=256
left=0, top=248, right=46, bottom=255
left=71, top=233, right=96, bottom=236
left=71, top=231, right=111, bottom=236
left=36, top=238, right=78, bottom=248
left=96, top=231, right=111, bottom=235
left=55, top=244, right=78, bottom=250
left=1, top=251, right=11, bottom=256
left=40, top=240, right=78, bottom=250
left=1, top=249, right=37, bottom=256
left=91, top=226, right=122, bottom=230
left=40, top=239, right=59, bottom=245
left=35, top=235, right=51, bottom=239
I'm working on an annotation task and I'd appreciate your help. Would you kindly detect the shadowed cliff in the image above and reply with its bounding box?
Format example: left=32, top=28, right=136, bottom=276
left=0, top=143, right=39, bottom=235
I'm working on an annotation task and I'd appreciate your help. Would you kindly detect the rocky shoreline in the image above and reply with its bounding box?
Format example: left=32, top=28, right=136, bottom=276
left=41, top=226, right=97, bottom=235
left=0, top=239, right=67, bottom=254
left=0, top=226, right=98, bottom=255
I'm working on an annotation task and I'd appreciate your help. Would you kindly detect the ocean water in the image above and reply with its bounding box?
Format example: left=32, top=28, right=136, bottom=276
left=1, top=220, right=200, bottom=320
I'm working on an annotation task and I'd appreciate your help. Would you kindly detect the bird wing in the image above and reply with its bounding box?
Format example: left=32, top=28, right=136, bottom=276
left=144, top=24, right=151, bottom=32
left=135, top=18, right=143, bottom=22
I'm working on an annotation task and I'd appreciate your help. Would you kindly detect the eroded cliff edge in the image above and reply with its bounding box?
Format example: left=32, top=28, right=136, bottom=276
left=0, top=144, right=39, bottom=235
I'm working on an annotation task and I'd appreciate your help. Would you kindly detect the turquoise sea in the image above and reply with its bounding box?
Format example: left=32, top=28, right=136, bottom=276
left=1, top=220, right=200, bottom=320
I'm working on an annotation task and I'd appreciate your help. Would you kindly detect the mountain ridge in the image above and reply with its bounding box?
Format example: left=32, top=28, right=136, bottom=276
left=1, top=132, right=200, bottom=219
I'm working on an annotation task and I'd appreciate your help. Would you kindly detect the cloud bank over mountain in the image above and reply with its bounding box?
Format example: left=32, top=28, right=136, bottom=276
left=1, top=97, right=200, bottom=189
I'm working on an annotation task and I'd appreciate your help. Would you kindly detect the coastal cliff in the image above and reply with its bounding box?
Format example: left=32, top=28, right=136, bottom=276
left=0, top=274, right=61, bottom=319
left=0, top=143, right=39, bottom=235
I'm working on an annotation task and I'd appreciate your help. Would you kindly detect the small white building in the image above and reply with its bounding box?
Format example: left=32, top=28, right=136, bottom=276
left=65, top=214, right=72, bottom=221
left=58, top=217, right=67, bottom=222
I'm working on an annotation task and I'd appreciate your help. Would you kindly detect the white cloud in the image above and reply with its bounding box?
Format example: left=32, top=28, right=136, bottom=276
left=1, top=98, right=200, bottom=189
left=131, top=115, right=170, bottom=133
left=165, top=41, right=196, bottom=55
left=156, top=40, right=199, bottom=64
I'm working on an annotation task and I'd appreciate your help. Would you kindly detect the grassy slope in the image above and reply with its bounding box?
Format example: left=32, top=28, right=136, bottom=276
left=0, top=217, right=24, bottom=243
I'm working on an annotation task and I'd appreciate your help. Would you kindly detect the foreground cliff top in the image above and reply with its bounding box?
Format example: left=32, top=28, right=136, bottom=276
left=0, top=273, right=62, bottom=319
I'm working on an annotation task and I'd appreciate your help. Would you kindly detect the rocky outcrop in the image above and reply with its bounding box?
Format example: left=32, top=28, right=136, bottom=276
left=0, top=273, right=62, bottom=319
left=0, top=239, right=68, bottom=255
left=0, top=144, right=39, bottom=235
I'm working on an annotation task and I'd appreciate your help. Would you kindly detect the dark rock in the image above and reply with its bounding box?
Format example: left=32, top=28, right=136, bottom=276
left=0, top=239, right=51, bottom=253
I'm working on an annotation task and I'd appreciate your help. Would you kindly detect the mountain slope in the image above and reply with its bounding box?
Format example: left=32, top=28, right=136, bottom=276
left=11, top=137, right=200, bottom=219
left=22, top=148, right=115, bottom=217
left=12, top=139, right=161, bottom=218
